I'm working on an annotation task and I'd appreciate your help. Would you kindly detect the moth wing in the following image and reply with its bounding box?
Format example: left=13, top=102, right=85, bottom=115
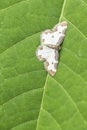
left=40, top=21, right=67, bottom=48
left=44, top=49, right=59, bottom=76
left=53, top=21, right=67, bottom=33
left=53, top=21, right=68, bottom=46
left=36, top=45, right=52, bottom=61
left=40, top=29, right=52, bottom=45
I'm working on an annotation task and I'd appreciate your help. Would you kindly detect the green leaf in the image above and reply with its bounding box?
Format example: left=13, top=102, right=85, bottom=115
left=0, top=0, right=87, bottom=130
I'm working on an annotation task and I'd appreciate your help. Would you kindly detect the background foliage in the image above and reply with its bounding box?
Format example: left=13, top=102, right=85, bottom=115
left=0, top=0, right=87, bottom=130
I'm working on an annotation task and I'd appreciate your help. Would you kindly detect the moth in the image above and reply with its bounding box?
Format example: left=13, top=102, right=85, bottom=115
left=36, top=21, right=67, bottom=76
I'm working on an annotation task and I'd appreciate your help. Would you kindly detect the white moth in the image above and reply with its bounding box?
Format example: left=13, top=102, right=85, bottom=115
left=36, top=21, right=67, bottom=76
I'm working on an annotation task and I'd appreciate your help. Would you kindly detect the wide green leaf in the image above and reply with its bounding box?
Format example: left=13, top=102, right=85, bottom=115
left=0, top=0, right=87, bottom=130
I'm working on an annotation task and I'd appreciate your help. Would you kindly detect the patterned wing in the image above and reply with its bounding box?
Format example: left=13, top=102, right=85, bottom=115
left=40, top=21, right=67, bottom=49
left=36, top=45, right=59, bottom=76
left=44, top=48, right=59, bottom=76
left=36, top=21, right=68, bottom=76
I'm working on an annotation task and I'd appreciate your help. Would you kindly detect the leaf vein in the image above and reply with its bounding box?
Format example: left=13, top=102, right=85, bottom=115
left=63, top=16, right=87, bottom=39
left=10, top=119, right=37, bottom=130
left=0, top=0, right=28, bottom=12
left=0, top=31, right=41, bottom=55
left=4, top=69, right=45, bottom=80
left=81, top=0, right=87, bottom=6
left=42, top=108, right=62, bottom=130
left=63, top=47, right=87, bottom=61
left=51, top=77, right=87, bottom=124
left=60, top=61, right=87, bottom=85
left=0, top=86, right=43, bottom=107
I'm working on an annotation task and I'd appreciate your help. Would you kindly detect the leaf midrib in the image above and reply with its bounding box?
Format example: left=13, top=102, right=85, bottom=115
left=36, top=0, right=87, bottom=129
left=36, top=0, right=66, bottom=129
left=0, top=0, right=87, bottom=129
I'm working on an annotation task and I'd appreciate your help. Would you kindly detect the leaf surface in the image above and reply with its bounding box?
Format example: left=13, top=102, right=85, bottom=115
left=0, top=0, right=87, bottom=130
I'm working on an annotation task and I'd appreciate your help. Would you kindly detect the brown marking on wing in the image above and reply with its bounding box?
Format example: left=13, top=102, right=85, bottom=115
left=54, top=63, right=58, bottom=69
left=59, top=31, right=62, bottom=34
left=55, top=50, right=58, bottom=61
left=44, top=60, right=56, bottom=76
left=38, top=55, right=46, bottom=61
left=55, top=27, right=58, bottom=31
left=45, top=31, right=48, bottom=34
left=60, top=21, right=67, bottom=26
left=45, top=30, right=51, bottom=34
left=36, top=46, right=46, bottom=61
left=51, top=21, right=67, bottom=33
left=52, top=26, right=58, bottom=32
left=58, top=36, right=65, bottom=43
left=42, top=39, right=45, bottom=42
left=46, top=44, right=58, bottom=50
left=44, top=61, right=49, bottom=68
left=44, top=61, right=50, bottom=74
left=49, top=70, right=56, bottom=76
left=38, top=45, right=43, bottom=50
left=62, top=28, right=67, bottom=34
left=58, top=45, right=61, bottom=51
left=52, top=35, right=54, bottom=38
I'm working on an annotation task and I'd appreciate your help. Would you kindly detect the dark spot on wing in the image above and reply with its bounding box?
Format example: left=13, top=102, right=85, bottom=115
left=52, top=35, right=54, bottom=38
left=59, top=36, right=64, bottom=43
left=59, top=32, right=61, bottom=34
left=54, top=63, right=57, bottom=69
left=45, top=61, right=49, bottom=67
left=43, top=39, right=45, bottom=42
left=39, top=46, right=43, bottom=50
left=49, top=70, right=55, bottom=76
